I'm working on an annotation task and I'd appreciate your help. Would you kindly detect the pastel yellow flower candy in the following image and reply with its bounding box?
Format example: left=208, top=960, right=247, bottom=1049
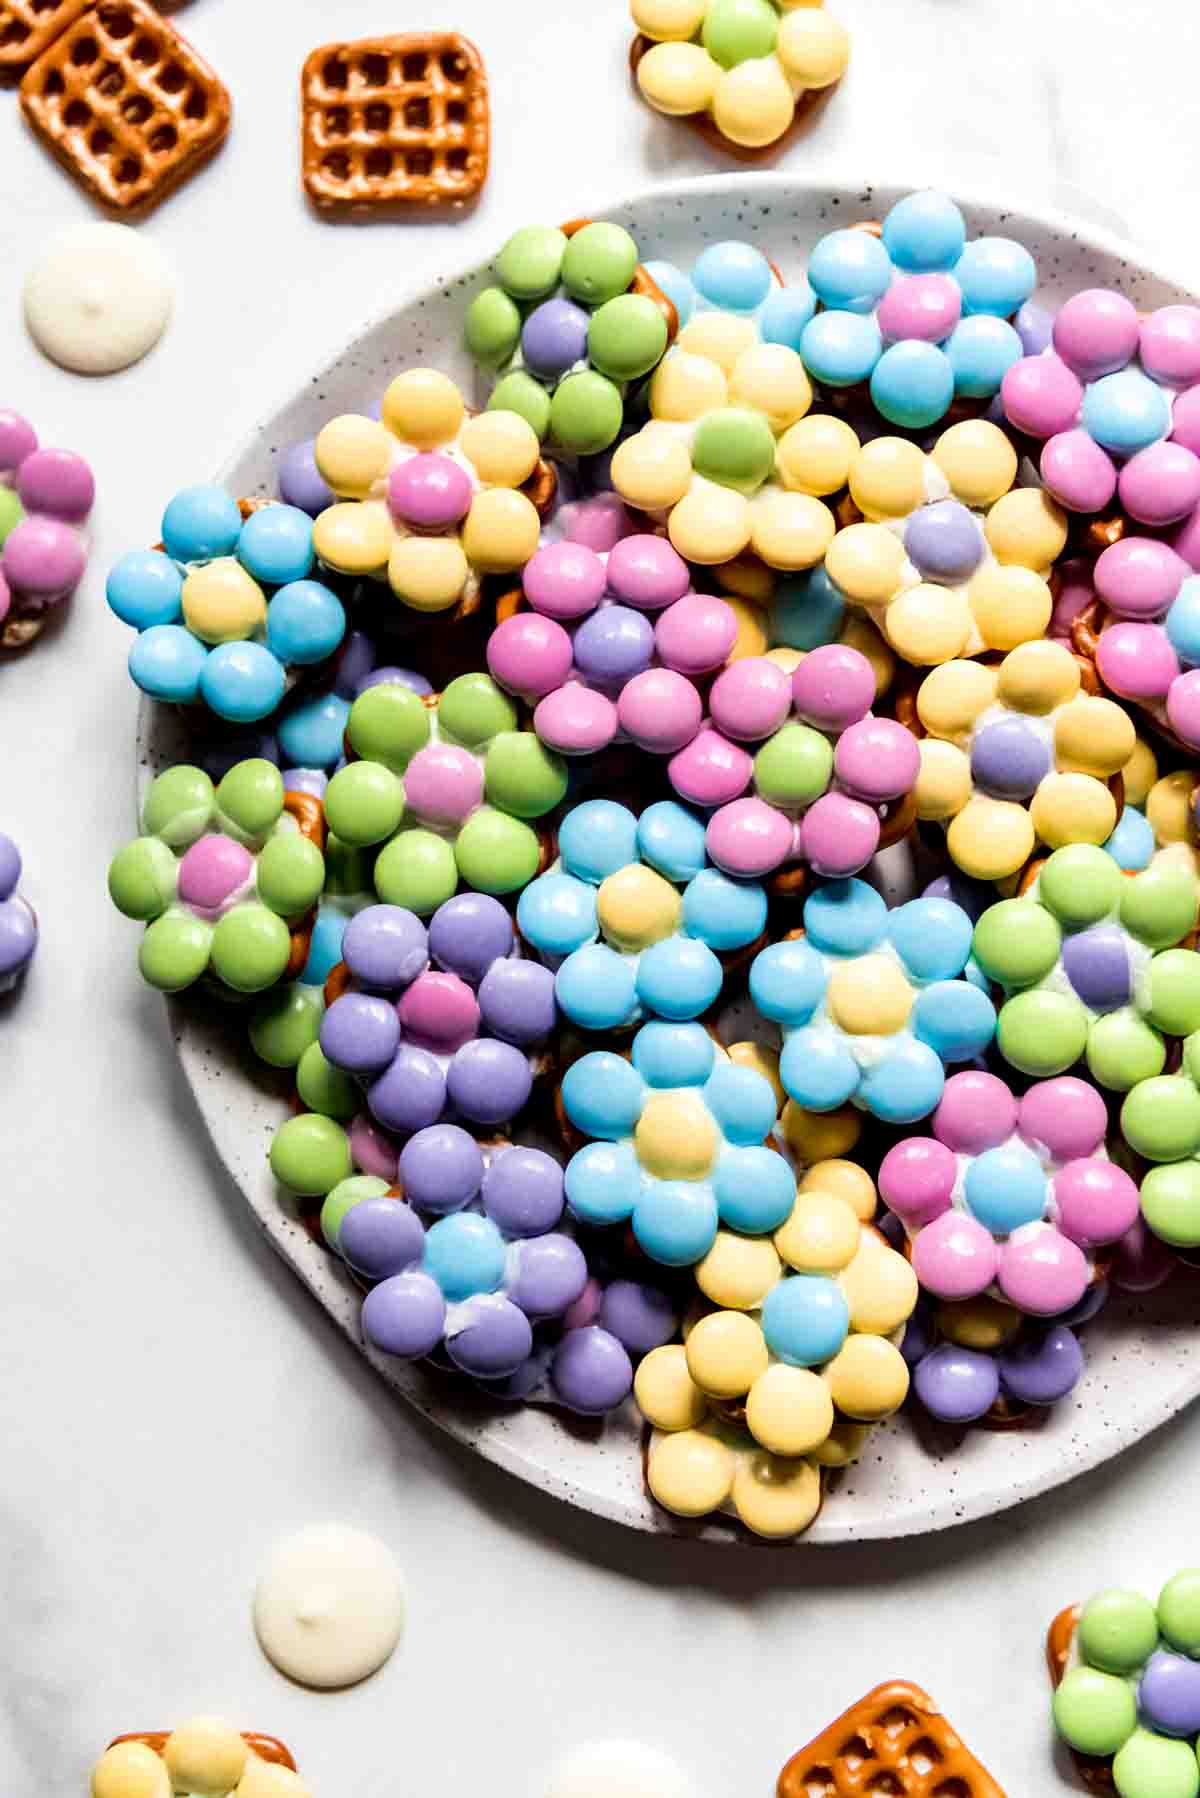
left=236, top=1763, right=314, bottom=1798
left=388, top=533, right=470, bottom=612
left=776, top=8, right=850, bottom=85
left=650, top=349, right=728, bottom=422
left=826, top=953, right=913, bottom=1034
left=720, top=591, right=770, bottom=659
left=915, top=739, right=973, bottom=822
left=728, top=344, right=813, bottom=434
left=884, top=583, right=972, bottom=665
left=745, top=1364, right=835, bottom=1457
left=840, top=612, right=895, bottom=696
left=634, top=1344, right=707, bottom=1431
left=1147, top=770, right=1198, bottom=844
left=777, top=413, right=860, bottom=496
left=822, top=1333, right=910, bottom=1420
left=712, top=57, right=797, bottom=149
left=780, top=1100, right=861, bottom=1163
left=838, top=1232, right=919, bottom=1335
left=811, top=1416, right=870, bottom=1468
left=823, top=521, right=906, bottom=604
left=668, top=480, right=752, bottom=563
left=947, top=794, right=1036, bottom=880
left=631, top=0, right=708, bottom=42
left=92, top=1742, right=170, bottom=1798
left=382, top=368, right=464, bottom=448
left=164, top=1720, right=248, bottom=1796
left=967, top=564, right=1053, bottom=653
left=181, top=561, right=266, bottom=645
left=931, top=419, right=1017, bottom=507
left=637, top=39, right=719, bottom=116
left=726, top=1038, right=783, bottom=1106
left=935, top=1295, right=1021, bottom=1352
left=685, top=1309, right=769, bottom=1398
left=849, top=436, right=926, bottom=520
left=800, top=1157, right=876, bottom=1222
left=916, top=659, right=998, bottom=743
left=459, top=409, right=539, bottom=488
left=995, top=639, right=1080, bottom=714
left=1030, top=771, right=1116, bottom=850
left=314, top=414, right=393, bottom=498
left=610, top=424, right=693, bottom=511
left=731, top=1448, right=822, bottom=1538
left=774, top=1190, right=860, bottom=1272
left=677, top=311, right=757, bottom=373
left=596, top=863, right=681, bottom=951
left=647, top=1427, right=736, bottom=1517
left=1054, top=695, right=1136, bottom=778
left=636, top=1090, right=718, bottom=1179
left=696, top=1230, right=783, bottom=1309
left=461, top=488, right=540, bottom=571
left=984, top=486, right=1068, bottom=571
left=749, top=490, right=835, bottom=571
left=312, top=500, right=392, bottom=576
left=1123, top=738, right=1159, bottom=809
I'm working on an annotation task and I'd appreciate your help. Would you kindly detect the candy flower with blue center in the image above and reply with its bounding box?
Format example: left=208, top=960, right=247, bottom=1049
left=107, top=487, right=346, bottom=724
left=517, top=798, right=766, bottom=1031
left=749, top=877, right=995, bottom=1126
left=562, top=1019, right=793, bottom=1266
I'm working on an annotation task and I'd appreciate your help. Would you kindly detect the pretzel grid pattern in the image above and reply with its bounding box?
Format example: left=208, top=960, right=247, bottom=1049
left=19, top=0, right=230, bottom=213
left=777, top=1683, right=1006, bottom=1798
left=302, top=33, right=489, bottom=210
left=0, top=0, right=90, bottom=69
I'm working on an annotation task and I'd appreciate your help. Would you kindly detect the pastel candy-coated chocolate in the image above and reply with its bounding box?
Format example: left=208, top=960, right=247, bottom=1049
left=0, top=831, right=37, bottom=988
left=0, top=415, right=93, bottom=623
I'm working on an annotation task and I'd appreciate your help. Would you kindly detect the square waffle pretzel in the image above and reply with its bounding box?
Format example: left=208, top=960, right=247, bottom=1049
left=301, top=33, right=489, bottom=212
left=19, top=0, right=231, bottom=213
left=0, top=0, right=90, bottom=70
left=777, top=1681, right=1007, bottom=1798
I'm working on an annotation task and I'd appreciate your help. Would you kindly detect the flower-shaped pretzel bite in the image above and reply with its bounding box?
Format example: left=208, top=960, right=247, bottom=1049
left=92, top=1718, right=308, bottom=1798
left=972, top=844, right=1200, bottom=1086
left=1073, top=535, right=1200, bottom=754
left=750, top=877, right=996, bottom=1126
left=107, top=760, right=327, bottom=996
left=0, top=832, right=37, bottom=996
left=0, top=408, right=93, bottom=649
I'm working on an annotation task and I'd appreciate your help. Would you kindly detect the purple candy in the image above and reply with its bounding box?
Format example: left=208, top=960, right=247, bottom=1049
left=997, top=1324, right=1084, bottom=1406
left=482, top=1145, right=565, bottom=1236
left=521, top=296, right=590, bottom=377
left=900, top=1306, right=935, bottom=1368
left=0, top=892, right=37, bottom=981
left=333, top=630, right=375, bottom=696
left=1060, top=925, right=1132, bottom=1010
left=339, top=1196, right=425, bottom=1280
left=429, top=891, right=514, bottom=983
left=0, top=833, right=21, bottom=901
left=446, top=1294, right=533, bottom=1377
left=478, top=958, right=556, bottom=1044
left=1138, top=1651, right=1200, bottom=1738
left=904, top=500, right=985, bottom=583
left=551, top=1325, right=634, bottom=1414
left=922, top=871, right=995, bottom=920
left=445, top=1037, right=532, bottom=1124
left=571, top=604, right=655, bottom=684
left=368, top=1044, right=448, bottom=1133
left=343, top=904, right=429, bottom=989
left=913, top=1344, right=1000, bottom=1422
left=508, top=1234, right=589, bottom=1318
left=320, top=991, right=401, bottom=1074
left=397, top=1123, right=483, bottom=1214
left=355, top=664, right=434, bottom=698
left=1014, top=302, right=1055, bottom=357
left=362, top=1269, right=446, bottom=1358
left=388, top=453, right=473, bottom=529
left=0, top=410, right=37, bottom=471
left=970, top=715, right=1052, bottom=798
left=598, top=1279, right=677, bottom=1354
left=17, top=447, right=94, bottom=521
left=278, top=439, right=334, bottom=517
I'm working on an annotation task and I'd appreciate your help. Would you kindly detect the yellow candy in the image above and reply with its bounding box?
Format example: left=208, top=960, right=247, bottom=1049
left=677, top=312, right=757, bottom=374
left=728, top=344, right=813, bottom=434
left=748, top=490, right=835, bottom=571
left=822, top=1333, right=909, bottom=1420
left=838, top=1232, right=918, bottom=1335
left=848, top=436, right=927, bottom=520
left=596, top=863, right=681, bottom=951
left=718, top=593, right=769, bottom=662
left=774, top=1191, right=860, bottom=1273
left=696, top=1229, right=783, bottom=1309
left=636, top=1091, right=718, bottom=1179
left=770, top=646, right=804, bottom=675
left=931, top=419, right=1018, bottom=507
left=726, top=1039, right=783, bottom=1106
left=716, top=555, right=775, bottom=606
left=610, top=424, right=693, bottom=512
left=668, top=480, right=752, bottom=563
left=634, top=1344, right=707, bottom=1432
left=780, top=1100, right=861, bottom=1163
left=237, top=1764, right=314, bottom=1798
left=388, top=533, right=470, bottom=612
left=92, top=1742, right=171, bottom=1798
left=777, top=9, right=850, bottom=84
left=967, top=564, right=1053, bottom=653
left=1147, top=770, right=1198, bottom=845
left=776, top=413, right=860, bottom=496
left=164, top=1720, right=248, bottom=1796
left=947, top=794, right=1036, bottom=881
left=638, top=39, right=720, bottom=114
left=461, top=488, right=540, bottom=572
left=180, top=560, right=266, bottom=645
left=914, top=739, right=973, bottom=822
left=745, top=1364, right=835, bottom=1457
left=711, top=57, right=796, bottom=149
left=631, top=0, right=708, bottom=38
left=1123, top=739, right=1160, bottom=810
left=984, top=486, right=1068, bottom=571
left=826, top=953, right=912, bottom=1035
left=996, top=639, right=1080, bottom=714
left=732, top=1449, right=822, bottom=1538
left=800, top=1157, right=876, bottom=1222
left=1030, top=771, right=1117, bottom=851
left=685, top=1309, right=769, bottom=1398
left=650, top=351, right=729, bottom=422
left=382, top=368, right=464, bottom=448
left=647, top=1428, right=735, bottom=1517
left=1054, top=695, right=1136, bottom=778
left=823, top=522, right=906, bottom=604
left=312, top=500, right=392, bottom=577
left=935, top=1295, right=1021, bottom=1352
left=916, top=659, right=998, bottom=743
left=314, top=414, right=393, bottom=499
left=459, top=410, right=539, bottom=488
left=810, top=1416, right=870, bottom=1468
left=840, top=612, right=895, bottom=697
left=885, top=582, right=972, bottom=666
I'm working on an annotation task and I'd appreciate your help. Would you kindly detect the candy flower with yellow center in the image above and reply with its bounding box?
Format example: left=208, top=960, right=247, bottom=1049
left=90, top=1718, right=312, bottom=1798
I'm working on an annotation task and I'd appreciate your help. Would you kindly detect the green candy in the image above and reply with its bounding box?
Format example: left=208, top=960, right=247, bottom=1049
left=587, top=293, right=670, bottom=384
left=324, top=762, right=405, bottom=847
left=1086, top=1011, right=1165, bottom=1092
left=560, top=222, right=639, bottom=306
left=1052, top=1666, right=1137, bottom=1758
left=464, top=285, right=523, bottom=367
left=0, top=487, right=24, bottom=547
left=346, top=683, right=431, bottom=772
left=142, top=764, right=214, bottom=847
left=1121, top=861, right=1199, bottom=950
left=454, top=809, right=540, bottom=894
left=249, top=983, right=323, bottom=1069
left=256, top=833, right=325, bottom=917
left=320, top=1174, right=391, bottom=1249
left=997, top=989, right=1088, bottom=1076
left=549, top=370, right=624, bottom=456
left=138, top=911, right=212, bottom=992
left=1078, top=1589, right=1161, bottom=1674
left=1148, top=949, right=1200, bottom=1037
left=488, top=371, right=553, bottom=440
left=270, top=1113, right=352, bottom=1197
left=1039, top=844, right=1122, bottom=928
left=691, top=407, right=777, bottom=495
left=494, top=224, right=566, bottom=300
left=1121, top=1075, right=1200, bottom=1162
left=1184, top=1033, right=1200, bottom=1086
left=210, top=904, right=291, bottom=993
left=753, top=723, right=834, bottom=806
left=702, top=0, right=779, bottom=69
left=972, top=898, right=1061, bottom=986
left=374, top=828, right=459, bottom=914
left=1112, top=1729, right=1199, bottom=1798
left=1140, top=1163, right=1200, bottom=1249
left=107, top=836, right=176, bottom=921
left=216, top=758, right=284, bottom=839
left=324, top=834, right=371, bottom=897
left=1159, top=1569, right=1200, bottom=1656
left=484, top=733, right=567, bottom=819
left=439, top=671, right=516, bottom=749
left=297, top=1041, right=359, bottom=1122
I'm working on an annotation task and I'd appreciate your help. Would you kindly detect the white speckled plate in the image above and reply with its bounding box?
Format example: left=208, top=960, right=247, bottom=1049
left=140, top=175, right=1200, bottom=1544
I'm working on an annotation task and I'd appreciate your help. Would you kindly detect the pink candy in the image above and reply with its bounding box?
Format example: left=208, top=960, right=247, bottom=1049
left=1096, top=621, right=1180, bottom=701
left=669, top=727, right=754, bottom=808
left=792, top=640, right=876, bottom=732
left=834, top=717, right=920, bottom=803
left=176, top=835, right=253, bottom=914
left=0, top=409, right=94, bottom=624
left=654, top=594, right=737, bottom=676
left=1140, top=306, right=1200, bottom=386
left=798, top=792, right=880, bottom=878
left=398, top=970, right=479, bottom=1052
left=534, top=685, right=617, bottom=754
left=877, top=273, right=961, bottom=344
left=1053, top=289, right=1140, bottom=379
left=1001, top=353, right=1083, bottom=438
left=1040, top=430, right=1116, bottom=514
left=1119, top=440, right=1200, bottom=527
left=401, top=743, right=484, bottom=824
left=709, top=657, right=791, bottom=740
left=388, top=453, right=473, bottom=529
left=616, top=667, right=702, bottom=753
left=1094, top=537, right=1187, bottom=618
left=704, top=797, right=794, bottom=877
left=996, top=1227, right=1088, bottom=1316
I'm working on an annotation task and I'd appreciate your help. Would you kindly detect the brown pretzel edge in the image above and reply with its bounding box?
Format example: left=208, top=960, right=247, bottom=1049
left=1047, top=1605, right=1114, bottom=1790
left=107, top=1732, right=296, bottom=1771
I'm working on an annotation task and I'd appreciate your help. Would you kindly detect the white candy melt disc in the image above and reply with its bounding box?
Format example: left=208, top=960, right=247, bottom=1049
left=24, top=222, right=174, bottom=375
left=543, top=1741, right=698, bottom=1798
left=252, top=1523, right=405, bottom=1690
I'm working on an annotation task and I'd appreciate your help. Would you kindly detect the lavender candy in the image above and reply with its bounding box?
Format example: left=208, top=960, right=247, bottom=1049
left=368, top=1043, right=451, bottom=1134
left=598, top=1279, right=677, bottom=1355
left=398, top=1123, right=485, bottom=1216
left=339, top=1196, right=425, bottom=1281
left=278, top=439, right=335, bottom=517
left=904, top=499, right=986, bottom=584
left=342, top=903, right=430, bottom=990
left=970, top=715, right=1053, bottom=799
left=356, top=664, right=434, bottom=697
left=1014, top=301, right=1055, bottom=357
left=571, top=605, right=656, bottom=685
left=0, top=832, right=37, bottom=992
left=912, top=1343, right=1000, bottom=1423
left=320, top=992, right=401, bottom=1074
left=996, top=1323, right=1084, bottom=1407
left=362, top=1269, right=446, bottom=1358
left=1060, top=925, right=1132, bottom=1011
left=508, top=1235, right=590, bottom=1318
left=551, top=1325, right=634, bottom=1414
left=448, top=1295, right=534, bottom=1378
left=521, top=297, right=590, bottom=379
left=430, top=891, right=514, bottom=985
left=1139, top=1652, right=1200, bottom=1738
left=482, top=1145, right=565, bottom=1236
left=445, top=1038, right=535, bottom=1124
left=479, top=957, right=557, bottom=1044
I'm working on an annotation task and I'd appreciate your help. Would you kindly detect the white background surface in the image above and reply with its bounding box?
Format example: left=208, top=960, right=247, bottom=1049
left=5, top=2, right=1200, bottom=1793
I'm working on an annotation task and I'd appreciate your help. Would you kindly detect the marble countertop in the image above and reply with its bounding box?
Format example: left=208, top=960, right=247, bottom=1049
left=5, top=1, right=1200, bottom=1792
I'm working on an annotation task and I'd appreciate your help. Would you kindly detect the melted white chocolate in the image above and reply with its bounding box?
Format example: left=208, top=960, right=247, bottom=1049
left=252, top=1523, right=405, bottom=1690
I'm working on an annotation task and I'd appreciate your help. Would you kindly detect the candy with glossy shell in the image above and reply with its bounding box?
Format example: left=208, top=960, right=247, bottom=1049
left=0, top=410, right=93, bottom=637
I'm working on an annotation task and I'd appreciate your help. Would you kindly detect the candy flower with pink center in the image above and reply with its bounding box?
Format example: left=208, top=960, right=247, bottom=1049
left=0, top=408, right=93, bottom=648
left=1084, top=533, right=1200, bottom=751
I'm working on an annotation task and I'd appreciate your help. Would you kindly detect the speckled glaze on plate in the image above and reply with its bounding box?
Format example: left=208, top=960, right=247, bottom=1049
left=139, top=176, right=1200, bottom=1545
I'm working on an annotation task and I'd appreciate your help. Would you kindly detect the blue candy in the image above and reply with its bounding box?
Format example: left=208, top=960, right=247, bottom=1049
left=266, top=579, right=346, bottom=665
left=692, top=241, right=774, bottom=313
left=424, top=1212, right=506, bottom=1301
left=161, top=485, right=243, bottom=563
left=1103, top=806, right=1155, bottom=872
left=762, top=1273, right=849, bottom=1366
left=881, top=191, right=967, bottom=273
left=945, top=315, right=1023, bottom=397
left=800, top=310, right=883, bottom=387
left=128, top=624, right=207, bottom=703
left=1166, top=576, right=1200, bottom=668
left=636, top=936, right=723, bottom=1020
left=954, top=238, right=1036, bottom=317
left=633, top=1181, right=719, bottom=1266
left=199, top=640, right=287, bottom=723
left=888, top=897, right=973, bottom=982
left=964, top=1145, right=1048, bottom=1233
left=759, top=281, right=818, bottom=349
left=713, top=1147, right=796, bottom=1235
left=681, top=866, right=767, bottom=951
left=632, top=1019, right=715, bottom=1089
left=517, top=870, right=597, bottom=957
left=301, top=905, right=351, bottom=985
left=749, top=937, right=827, bottom=1026
left=770, top=566, right=846, bottom=651
left=561, top=1050, right=645, bottom=1138
left=277, top=692, right=351, bottom=769
left=779, top=1027, right=859, bottom=1111
left=565, top=1140, right=641, bottom=1226
left=912, top=979, right=997, bottom=1062
left=807, top=229, right=892, bottom=314
left=238, top=504, right=315, bottom=587
left=1082, top=368, right=1172, bottom=456
left=637, top=800, right=708, bottom=883
left=106, top=549, right=183, bottom=629
left=869, top=340, right=955, bottom=429
left=555, top=942, right=638, bottom=1031
left=642, top=259, right=696, bottom=330
left=857, top=1038, right=946, bottom=1124
left=559, top=799, right=639, bottom=882
left=804, top=877, right=887, bottom=956
left=703, top=1060, right=777, bottom=1144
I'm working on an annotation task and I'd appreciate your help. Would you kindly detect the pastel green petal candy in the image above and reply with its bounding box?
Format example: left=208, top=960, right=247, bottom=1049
left=138, top=911, right=213, bottom=992
left=550, top=371, right=625, bottom=456
left=1078, top=1589, right=1161, bottom=1674
left=374, top=828, right=459, bottom=914
left=1159, top=1569, right=1200, bottom=1656
left=1052, top=1666, right=1137, bottom=1758
left=1112, top=1728, right=1199, bottom=1798
left=438, top=671, right=517, bottom=749
left=455, top=809, right=541, bottom=894
left=141, top=764, right=214, bottom=848
left=215, top=759, right=285, bottom=839
left=494, top=225, right=567, bottom=301
left=320, top=1174, right=391, bottom=1249
left=587, top=294, right=669, bottom=383
left=107, top=836, right=177, bottom=921
left=324, top=834, right=371, bottom=897
left=1121, top=1075, right=1200, bottom=1162
left=560, top=222, right=639, bottom=306
left=346, top=683, right=431, bottom=772
left=256, top=833, right=325, bottom=917
left=1121, top=861, right=1200, bottom=950
left=1086, top=1011, right=1166, bottom=1093
left=484, top=733, right=567, bottom=819
left=0, top=487, right=25, bottom=547
left=324, top=762, right=405, bottom=847
left=1039, top=844, right=1123, bottom=928
left=464, top=286, right=523, bottom=367
left=702, top=0, right=779, bottom=69
left=270, top=1113, right=352, bottom=1197
left=297, top=1041, right=359, bottom=1121
left=691, top=407, right=777, bottom=496
left=1140, top=1163, right=1200, bottom=1249
left=997, top=990, right=1088, bottom=1077
left=972, top=898, right=1062, bottom=986
left=1147, top=949, right=1200, bottom=1037
left=249, top=983, right=323, bottom=1069
left=209, top=904, right=291, bottom=993
left=753, top=723, right=834, bottom=806
left=488, top=372, right=553, bottom=440
left=1184, top=1033, right=1200, bottom=1086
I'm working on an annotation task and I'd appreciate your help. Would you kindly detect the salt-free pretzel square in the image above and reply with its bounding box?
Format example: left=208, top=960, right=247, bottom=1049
left=777, top=1680, right=1008, bottom=1797
left=0, top=0, right=91, bottom=70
